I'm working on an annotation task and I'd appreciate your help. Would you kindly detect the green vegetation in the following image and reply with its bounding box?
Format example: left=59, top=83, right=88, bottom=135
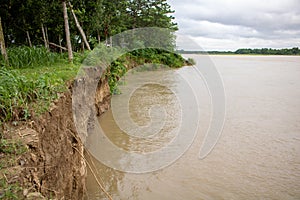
left=108, top=48, right=192, bottom=94
left=0, top=66, right=73, bottom=122
left=0, top=46, right=66, bottom=69
left=234, top=47, right=300, bottom=55
left=0, top=138, right=26, bottom=156
left=0, top=0, right=177, bottom=52
left=0, top=129, right=26, bottom=199
left=129, top=49, right=187, bottom=68
left=0, top=47, right=85, bottom=123
left=0, top=135, right=27, bottom=171
left=186, top=58, right=196, bottom=65
left=0, top=180, right=22, bottom=200
left=0, top=0, right=182, bottom=120
left=0, top=0, right=188, bottom=123
left=0, top=47, right=84, bottom=199
left=108, top=59, right=128, bottom=95
left=82, top=44, right=193, bottom=94
left=0, top=47, right=191, bottom=122
left=178, top=47, right=300, bottom=55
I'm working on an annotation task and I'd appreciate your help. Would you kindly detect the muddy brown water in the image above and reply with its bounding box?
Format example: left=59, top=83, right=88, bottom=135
left=85, top=55, right=300, bottom=199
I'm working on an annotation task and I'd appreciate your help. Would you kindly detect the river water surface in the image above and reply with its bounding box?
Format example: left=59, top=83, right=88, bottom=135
left=85, top=55, right=300, bottom=199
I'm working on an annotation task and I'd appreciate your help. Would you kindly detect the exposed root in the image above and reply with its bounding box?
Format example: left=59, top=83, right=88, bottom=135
left=73, top=147, right=113, bottom=200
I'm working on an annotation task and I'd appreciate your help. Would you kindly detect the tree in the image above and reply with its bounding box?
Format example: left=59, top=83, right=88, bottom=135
left=68, top=1, right=91, bottom=50
left=0, top=0, right=179, bottom=52
left=90, top=0, right=105, bottom=44
left=62, top=0, right=73, bottom=62
left=98, top=0, right=127, bottom=44
left=126, top=0, right=177, bottom=30
left=0, top=17, right=8, bottom=64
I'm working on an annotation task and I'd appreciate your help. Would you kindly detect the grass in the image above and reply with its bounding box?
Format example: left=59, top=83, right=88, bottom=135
left=107, top=48, right=193, bottom=94
left=0, top=46, right=192, bottom=123
left=1, top=46, right=66, bottom=69
left=0, top=179, right=22, bottom=200
left=0, top=129, right=26, bottom=199
left=0, top=138, right=27, bottom=156
left=0, top=64, right=80, bottom=122
left=0, top=136, right=27, bottom=171
left=0, top=47, right=86, bottom=123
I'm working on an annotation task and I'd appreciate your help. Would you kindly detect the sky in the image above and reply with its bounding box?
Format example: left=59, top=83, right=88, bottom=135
left=167, top=0, right=300, bottom=51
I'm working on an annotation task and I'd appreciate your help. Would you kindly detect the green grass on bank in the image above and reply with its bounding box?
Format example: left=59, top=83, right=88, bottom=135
left=0, top=47, right=86, bottom=123
left=108, top=48, right=194, bottom=94
left=0, top=46, right=194, bottom=122
left=0, top=64, right=80, bottom=122
left=2, top=46, right=65, bottom=69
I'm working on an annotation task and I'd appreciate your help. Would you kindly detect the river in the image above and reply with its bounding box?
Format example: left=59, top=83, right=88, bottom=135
left=85, top=55, right=300, bottom=199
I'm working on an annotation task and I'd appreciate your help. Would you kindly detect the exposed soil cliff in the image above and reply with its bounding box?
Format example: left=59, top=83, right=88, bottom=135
left=19, top=91, right=85, bottom=199
left=95, top=78, right=111, bottom=116
left=18, top=78, right=112, bottom=199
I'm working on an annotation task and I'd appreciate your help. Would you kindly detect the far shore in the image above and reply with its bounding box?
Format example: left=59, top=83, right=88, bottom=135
left=181, top=53, right=300, bottom=56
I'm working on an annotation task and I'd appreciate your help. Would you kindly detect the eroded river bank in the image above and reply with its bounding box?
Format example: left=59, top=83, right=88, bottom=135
left=85, top=55, right=300, bottom=199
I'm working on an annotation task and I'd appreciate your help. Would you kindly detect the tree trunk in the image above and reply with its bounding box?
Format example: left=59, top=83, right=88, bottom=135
left=41, top=23, right=49, bottom=49
left=110, top=36, right=112, bottom=48
left=97, top=31, right=101, bottom=45
left=81, top=40, right=85, bottom=52
left=23, top=17, right=32, bottom=47
left=49, top=42, right=67, bottom=51
left=59, top=34, right=63, bottom=53
left=68, top=2, right=91, bottom=51
left=0, top=17, right=8, bottom=64
left=62, top=0, right=73, bottom=63
left=45, top=26, right=49, bottom=48
left=26, top=31, right=32, bottom=47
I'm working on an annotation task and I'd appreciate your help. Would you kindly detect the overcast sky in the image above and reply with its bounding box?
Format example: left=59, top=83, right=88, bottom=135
left=167, top=0, right=300, bottom=51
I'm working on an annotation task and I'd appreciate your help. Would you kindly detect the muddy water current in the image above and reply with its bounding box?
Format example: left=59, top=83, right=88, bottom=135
left=86, top=55, right=300, bottom=200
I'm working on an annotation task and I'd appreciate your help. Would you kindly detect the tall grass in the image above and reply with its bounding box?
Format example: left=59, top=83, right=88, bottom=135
left=0, top=68, right=69, bottom=121
left=0, top=47, right=84, bottom=122
left=0, top=46, right=67, bottom=68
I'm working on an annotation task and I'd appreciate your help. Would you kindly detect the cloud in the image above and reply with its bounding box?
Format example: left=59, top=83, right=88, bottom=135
left=167, top=0, right=300, bottom=50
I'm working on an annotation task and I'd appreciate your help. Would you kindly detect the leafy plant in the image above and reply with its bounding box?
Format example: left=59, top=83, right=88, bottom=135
left=0, top=179, right=22, bottom=200
left=0, top=48, right=84, bottom=122
left=107, top=60, right=127, bottom=94
left=0, top=46, right=66, bottom=69
left=0, top=138, right=27, bottom=155
left=186, top=58, right=196, bottom=65
left=106, top=48, right=189, bottom=94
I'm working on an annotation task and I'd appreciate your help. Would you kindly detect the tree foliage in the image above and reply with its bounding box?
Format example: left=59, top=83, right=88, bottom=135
left=0, top=0, right=177, bottom=51
left=235, top=47, right=300, bottom=55
left=178, top=47, right=300, bottom=55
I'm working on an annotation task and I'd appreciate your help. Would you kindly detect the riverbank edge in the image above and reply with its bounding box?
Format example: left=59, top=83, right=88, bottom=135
left=0, top=51, right=194, bottom=199
left=1, top=77, right=111, bottom=199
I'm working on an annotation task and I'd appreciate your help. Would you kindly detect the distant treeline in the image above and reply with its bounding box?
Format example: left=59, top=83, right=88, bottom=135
left=178, top=47, right=300, bottom=55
